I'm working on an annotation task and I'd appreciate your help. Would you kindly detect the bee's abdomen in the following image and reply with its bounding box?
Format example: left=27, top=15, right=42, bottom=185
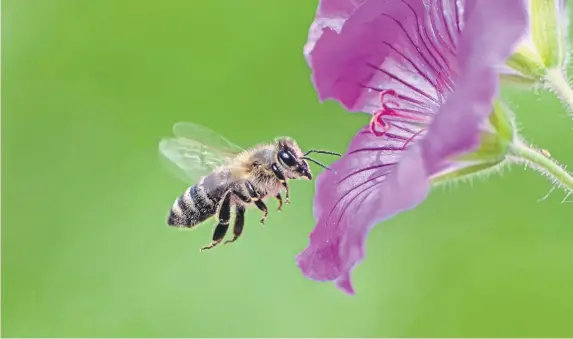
left=167, top=184, right=218, bottom=227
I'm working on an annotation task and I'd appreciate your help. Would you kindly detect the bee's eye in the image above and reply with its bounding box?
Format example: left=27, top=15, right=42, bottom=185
left=279, top=150, right=296, bottom=167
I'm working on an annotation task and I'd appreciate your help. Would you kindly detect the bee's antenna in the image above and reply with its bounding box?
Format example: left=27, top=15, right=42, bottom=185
left=302, top=157, right=337, bottom=174
left=304, top=149, right=342, bottom=157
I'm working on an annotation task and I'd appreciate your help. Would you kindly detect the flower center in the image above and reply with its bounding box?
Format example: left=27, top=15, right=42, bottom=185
left=369, top=89, right=431, bottom=149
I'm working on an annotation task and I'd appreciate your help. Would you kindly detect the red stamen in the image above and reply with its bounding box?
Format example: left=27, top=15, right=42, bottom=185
left=369, top=114, right=390, bottom=136
left=369, top=89, right=427, bottom=137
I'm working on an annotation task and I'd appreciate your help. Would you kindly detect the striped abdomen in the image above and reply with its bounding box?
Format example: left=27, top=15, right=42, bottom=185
left=167, top=172, right=230, bottom=227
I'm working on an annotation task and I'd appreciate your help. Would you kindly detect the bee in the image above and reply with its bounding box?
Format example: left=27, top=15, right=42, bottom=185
left=159, top=122, right=340, bottom=252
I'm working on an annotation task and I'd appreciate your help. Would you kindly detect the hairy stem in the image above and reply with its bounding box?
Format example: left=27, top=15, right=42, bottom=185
left=544, top=68, right=573, bottom=114
left=509, top=139, right=573, bottom=194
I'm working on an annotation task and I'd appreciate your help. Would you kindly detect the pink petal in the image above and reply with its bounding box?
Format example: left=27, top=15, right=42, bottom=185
left=298, top=127, right=430, bottom=295
left=307, top=0, right=430, bottom=113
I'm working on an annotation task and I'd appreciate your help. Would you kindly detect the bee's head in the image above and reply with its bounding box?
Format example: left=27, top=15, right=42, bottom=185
left=274, top=137, right=341, bottom=180
left=275, top=137, right=312, bottom=180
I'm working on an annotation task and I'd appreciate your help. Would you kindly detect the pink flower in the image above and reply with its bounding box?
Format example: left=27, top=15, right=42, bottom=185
left=296, top=0, right=528, bottom=295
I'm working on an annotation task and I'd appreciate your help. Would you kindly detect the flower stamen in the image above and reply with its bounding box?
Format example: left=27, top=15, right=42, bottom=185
left=369, top=89, right=429, bottom=138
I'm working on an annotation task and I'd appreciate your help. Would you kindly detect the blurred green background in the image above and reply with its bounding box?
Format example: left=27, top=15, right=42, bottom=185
left=3, top=0, right=573, bottom=337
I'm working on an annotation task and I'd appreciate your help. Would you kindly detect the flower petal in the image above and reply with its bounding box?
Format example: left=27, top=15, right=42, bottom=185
left=297, top=126, right=430, bottom=295
left=304, top=0, right=367, bottom=63
left=297, top=0, right=527, bottom=294
left=307, top=0, right=430, bottom=112
left=308, top=0, right=528, bottom=116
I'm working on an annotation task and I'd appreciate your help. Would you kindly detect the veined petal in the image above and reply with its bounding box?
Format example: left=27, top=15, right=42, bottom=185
left=297, top=0, right=527, bottom=295
left=307, top=0, right=431, bottom=113
left=298, top=125, right=430, bottom=295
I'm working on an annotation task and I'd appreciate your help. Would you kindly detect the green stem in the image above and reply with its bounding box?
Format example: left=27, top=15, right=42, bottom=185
left=544, top=68, right=573, bottom=113
left=509, top=140, right=573, bottom=193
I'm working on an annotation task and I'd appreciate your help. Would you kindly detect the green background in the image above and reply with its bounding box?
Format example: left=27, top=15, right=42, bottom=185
left=3, top=0, right=573, bottom=337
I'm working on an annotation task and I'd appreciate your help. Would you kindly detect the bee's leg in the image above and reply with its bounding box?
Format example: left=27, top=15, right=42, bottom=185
left=244, top=180, right=268, bottom=225
left=271, top=163, right=290, bottom=204
left=200, top=192, right=232, bottom=252
left=224, top=205, right=245, bottom=245
left=275, top=193, right=283, bottom=212
left=231, top=186, right=252, bottom=203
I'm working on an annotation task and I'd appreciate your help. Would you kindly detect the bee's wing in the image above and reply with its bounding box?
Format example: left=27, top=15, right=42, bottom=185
left=159, top=122, right=244, bottom=183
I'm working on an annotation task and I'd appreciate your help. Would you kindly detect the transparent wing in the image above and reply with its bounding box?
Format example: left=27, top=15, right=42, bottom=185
left=159, top=122, right=244, bottom=183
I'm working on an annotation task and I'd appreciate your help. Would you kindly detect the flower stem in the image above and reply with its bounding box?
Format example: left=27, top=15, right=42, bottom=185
left=509, top=140, right=573, bottom=194
left=544, top=68, right=573, bottom=113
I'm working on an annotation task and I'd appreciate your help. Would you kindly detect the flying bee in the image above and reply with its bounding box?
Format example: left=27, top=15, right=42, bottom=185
left=159, top=122, right=341, bottom=252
